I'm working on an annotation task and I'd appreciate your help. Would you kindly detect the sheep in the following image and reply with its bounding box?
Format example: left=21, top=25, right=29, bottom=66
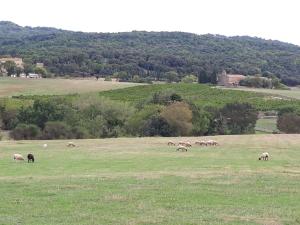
left=43, top=143, right=48, bottom=148
left=176, top=145, right=188, bottom=152
left=178, top=141, right=192, bottom=147
left=168, top=141, right=176, bottom=146
left=259, top=152, right=269, bottom=161
left=211, top=140, right=218, bottom=146
left=195, top=140, right=207, bottom=146
left=67, top=142, right=76, bottom=147
left=206, top=140, right=218, bottom=146
left=178, top=141, right=186, bottom=146
left=13, top=154, right=24, bottom=161
left=185, top=141, right=192, bottom=147
left=27, top=153, right=35, bottom=163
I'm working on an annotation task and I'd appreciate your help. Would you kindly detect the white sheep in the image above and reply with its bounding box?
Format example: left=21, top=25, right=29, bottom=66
left=43, top=143, right=48, bottom=148
left=178, top=141, right=192, bottom=147
left=13, top=154, right=24, bottom=161
left=259, top=152, right=269, bottom=161
left=176, top=145, right=188, bottom=152
left=185, top=141, right=192, bottom=147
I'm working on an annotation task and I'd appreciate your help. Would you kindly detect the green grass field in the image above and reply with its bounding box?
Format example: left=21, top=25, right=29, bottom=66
left=98, top=83, right=300, bottom=111
left=0, top=77, right=141, bottom=97
left=0, top=135, right=299, bottom=225
left=220, top=86, right=300, bottom=100
left=255, top=118, right=278, bottom=133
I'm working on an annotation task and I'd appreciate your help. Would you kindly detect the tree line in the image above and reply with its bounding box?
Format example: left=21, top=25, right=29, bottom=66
left=1, top=89, right=299, bottom=140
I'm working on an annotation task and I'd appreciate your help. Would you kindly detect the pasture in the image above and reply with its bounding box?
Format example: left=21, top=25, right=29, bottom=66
left=0, top=135, right=299, bottom=225
left=220, top=86, right=300, bottom=100
left=255, top=118, right=278, bottom=134
left=98, top=83, right=300, bottom=111
left=0, top=77, right=141, bottom=97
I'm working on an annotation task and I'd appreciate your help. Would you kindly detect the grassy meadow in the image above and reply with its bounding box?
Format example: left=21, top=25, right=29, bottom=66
left=0, top=135, right=299, bottom=225
left=220, top=86, right=300, bottom=100
left=98, top=83, right=300, bottom=111
left=255, top=118, right=278, bottom=134
left=0, top=77, right=142, bottom=97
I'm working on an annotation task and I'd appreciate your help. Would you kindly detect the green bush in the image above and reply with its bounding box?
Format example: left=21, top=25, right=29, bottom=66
left=10, top=124, right=41, bottom=140
left=277, top=113, right=300, bottom=133
left=142, top=115, right=173, bottom=137
left=219, top=102, right=258, bottom=134
left=42, top=121, right=71, bottom=139
left=181, top=74, right=197, bottom=83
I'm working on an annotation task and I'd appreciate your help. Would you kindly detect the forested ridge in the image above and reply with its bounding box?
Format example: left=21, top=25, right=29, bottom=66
left=1, top=21, right=300, bottom=84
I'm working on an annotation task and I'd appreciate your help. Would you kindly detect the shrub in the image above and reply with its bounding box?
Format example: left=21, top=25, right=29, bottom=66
left=161, top=102, right=193, bottom=136
left=42, top=121, right=71, bottom=139
left=126, top=104, right=164, bottom=136
left=190, top=104, right=210, bottom=135
left=142, top=115, right=173, bottom=136
left=104, top=76, right=112, bottom=81
left=150, top=90, right=182, bottom=105
left=73, top=96, right=135, bottom=138
left=181, top=74, right=197, bottom=83
left=277, top=113, right=300, bottom=133
left=220, top=102, right=258, bottom=134
left=10, top=124, right=41, bottom=140
left=164, top=71, right=179, bottom=83
left=240, top=76, right=273, bottom=88
left=1, top=109, right=18, bottom=130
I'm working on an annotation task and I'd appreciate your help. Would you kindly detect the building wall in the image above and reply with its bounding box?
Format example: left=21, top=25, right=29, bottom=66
left=0, top=57, right=24, bottom=68
left=217, top=71, right=245, bottom=86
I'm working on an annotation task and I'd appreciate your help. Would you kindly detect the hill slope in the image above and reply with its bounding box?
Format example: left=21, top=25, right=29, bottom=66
left=98, top=83, right=300, bottom=111
left=1, top=21, right=300, bottom=84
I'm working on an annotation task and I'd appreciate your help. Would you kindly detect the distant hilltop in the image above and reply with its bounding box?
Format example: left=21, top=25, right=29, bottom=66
left=0, top=21, right=300, bottom=86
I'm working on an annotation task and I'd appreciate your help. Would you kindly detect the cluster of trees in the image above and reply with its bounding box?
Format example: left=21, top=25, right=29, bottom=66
left=239, top=75, right=288, bottom=89
left=0, top=91, right=259, bottom=140
left=1, top=22, right=300, bottom=85
left=277, top=108, right=300, bottom=133
left=0, top=60, right=48, bottom=77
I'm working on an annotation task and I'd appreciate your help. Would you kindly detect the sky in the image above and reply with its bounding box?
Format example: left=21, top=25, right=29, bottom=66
left=1, top=0, right=300, bottom=45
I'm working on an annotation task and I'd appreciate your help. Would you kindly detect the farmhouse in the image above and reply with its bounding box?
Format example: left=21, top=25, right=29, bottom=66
left=0, top=57, right=24, bottom=68
left=217, top=70, right=246, bottom=87
left=28, top=73, right=41, bottom=78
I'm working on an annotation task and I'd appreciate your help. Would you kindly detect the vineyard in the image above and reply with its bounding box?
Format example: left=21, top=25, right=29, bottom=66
left=98, top=83, right=300, bottom=111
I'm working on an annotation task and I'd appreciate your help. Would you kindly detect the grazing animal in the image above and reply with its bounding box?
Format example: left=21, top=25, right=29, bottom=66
left=199, top=141, right=208, bottom=146
left=13, top=154, right=24, bottom=161
left=211, top=140, right=218, bottom=146
left=185, top=142, right=192, bottom=147
left=206, top=140, right=213, bottom=146
left=67, top=142, right=76, bottom=147
left=178, top=141, right=186, bottom=146
left=43, top=143, right=48, bottom=148
left=178, top=141, right=192, bottom=147
left=168, top=141, right=176, bottom=146
left=259, top=152, right=269, bottom=161
left=27, top=153, right=35, bottom=163
left=176, top=145, right=188, bottom=152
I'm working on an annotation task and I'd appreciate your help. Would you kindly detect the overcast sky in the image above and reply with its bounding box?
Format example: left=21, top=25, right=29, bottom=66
left=1, top=0, right=300, bottom=45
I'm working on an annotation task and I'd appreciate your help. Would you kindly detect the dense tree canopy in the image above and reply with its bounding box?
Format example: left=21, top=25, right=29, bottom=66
left=1, top=21, right=300, bottom=84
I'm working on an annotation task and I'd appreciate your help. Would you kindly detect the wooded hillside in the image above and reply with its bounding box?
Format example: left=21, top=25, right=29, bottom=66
left=1, top=21, right=300, bottom=85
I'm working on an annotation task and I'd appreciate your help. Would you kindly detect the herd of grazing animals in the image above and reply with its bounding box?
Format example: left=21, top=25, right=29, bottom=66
left=10, top=140, right=270, bottom=164
left=12, top=142, right=78, bottom=164
left=168, top=139, right=270, bottom=161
